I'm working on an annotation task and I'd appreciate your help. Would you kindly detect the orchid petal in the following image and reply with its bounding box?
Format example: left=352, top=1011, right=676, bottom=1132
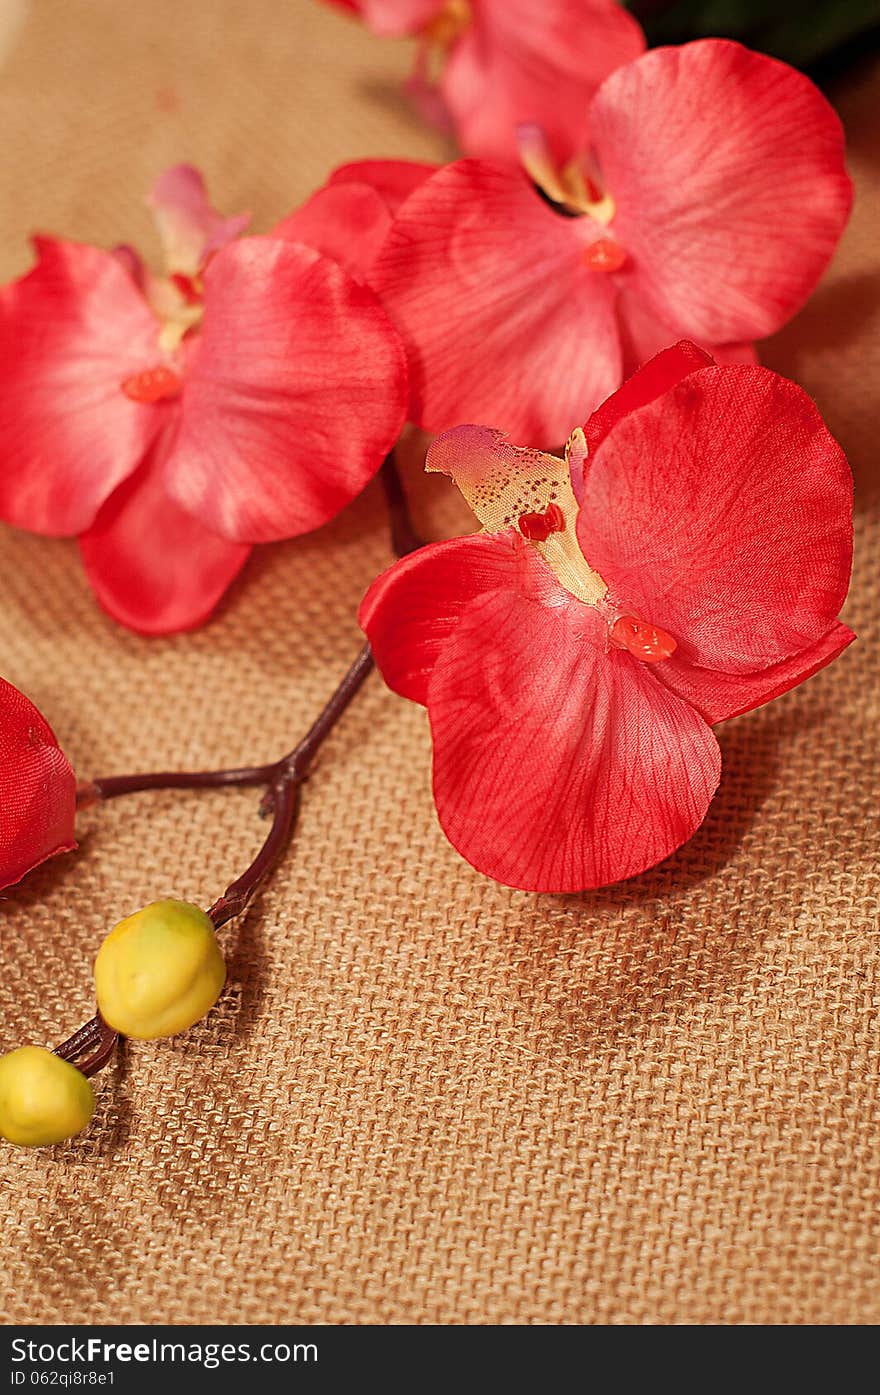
left=583, top=340, right=714, bottom=459
left=654, top=621, right=855, bottom=725
left=372, top=160, right=620, bottom=442
left=360, top=531, right=529, bottom=704
left=615, top=288, right=756, bottom=377
left=147, top=165, right=250, bottom=276
left=441, top=0, right=645, bottom=163
left=166, top=238, right=407, bottom=542
left=578, top=364, right=853, bottom=674
left=80, top=441, right=251, bottom=636
left=0, top=238, right=166, bottom=536
left=428, top=588, right=720, bottom=891
left=273, top=183, right=392, bottom=283
left=327, top=159, right=439, bottom=213
left=0, top=678, right=76, bottom=890
left=590, top=40, right=852, bottom=343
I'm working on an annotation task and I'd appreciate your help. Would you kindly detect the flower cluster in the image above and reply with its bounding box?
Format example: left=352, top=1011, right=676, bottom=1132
left=0, top=1, right=859, bottom=1144
left=368, top=39, right=851, bottom=442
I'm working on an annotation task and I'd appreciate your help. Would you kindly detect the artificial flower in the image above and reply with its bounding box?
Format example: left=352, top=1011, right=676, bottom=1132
left=0, top=166, right=408, bottom=634
left=371, top=40, right=853, bottom=443
left=0, top=676, right=76, bottom=890
left=274, top=158, right=437, bottom=282
left=360, top=344, right=854, bottom=892
left=328, top=0, right=644, bottom=162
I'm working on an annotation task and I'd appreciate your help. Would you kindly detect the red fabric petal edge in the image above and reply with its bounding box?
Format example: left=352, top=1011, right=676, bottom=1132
left=654, top=620, right=855, bottom=724
left=0, top=677, right=77, bottom=890
left=360, top=531, right=534, bottom=705
left=585, top=340, right=715, bottom=456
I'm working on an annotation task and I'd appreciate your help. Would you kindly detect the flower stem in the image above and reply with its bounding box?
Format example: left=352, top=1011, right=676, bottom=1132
left=58, top=447, right=422, bottom=1075
left=206, top=639, right=374, bottom=929
left=54, top=1014, right=118, bottom=1078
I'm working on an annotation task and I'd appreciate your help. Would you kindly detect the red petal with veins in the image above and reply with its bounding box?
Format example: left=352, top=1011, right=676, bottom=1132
left=590, top=40, right=852, bottom=344
left=427, top=588, right=720, bottom=892
left=578, top=364, right=853, bottom=674
left=166, top=237, right=407, bottom=542
left=273, top=183, right=393, bottom=283
left=372, top=160, right=620, bottom=442
left=614, top=288, right=757, bottom=379
left=0, top=677, right=76, bottom=891
left=360, top=531, right=528, bottom=704
left=583, top=340, right=714, bottom=458
left=441, top=0, right=645, bottom=163
left=80, top=440, right=251, bottom=636
left=328, top=159, right=439, bottom=213
left=654, top=621, right=855, bottom=725
left=0, top=238, right=166, bottom=535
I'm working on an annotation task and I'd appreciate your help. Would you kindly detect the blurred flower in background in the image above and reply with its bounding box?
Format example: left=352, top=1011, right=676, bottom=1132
left=327, top=0, right=645, bottom=160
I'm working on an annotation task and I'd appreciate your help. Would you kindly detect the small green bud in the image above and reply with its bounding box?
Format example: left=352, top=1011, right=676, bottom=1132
left=0, top=1046, right=95, bottom=1147
left=94, top=899, right=226, bottom=1040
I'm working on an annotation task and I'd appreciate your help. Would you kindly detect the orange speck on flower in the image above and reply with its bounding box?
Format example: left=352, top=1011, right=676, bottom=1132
left=584, top=238, right=627, bottom=273
left=120, top=365, right=183, bottom=404
left=610, top=614, right=677, bottom=663
left=518, top=503, right=565, bottom=541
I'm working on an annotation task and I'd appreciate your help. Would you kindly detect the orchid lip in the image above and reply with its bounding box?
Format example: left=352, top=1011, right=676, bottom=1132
left=427, top=426, right=608, bottom=609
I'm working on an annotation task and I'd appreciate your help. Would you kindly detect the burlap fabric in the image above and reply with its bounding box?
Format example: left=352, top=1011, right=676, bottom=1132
left=0, top=0, right=877, bottom=1326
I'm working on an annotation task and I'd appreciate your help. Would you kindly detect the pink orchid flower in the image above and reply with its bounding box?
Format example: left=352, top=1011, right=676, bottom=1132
left=370, top=40, right=853, bottom=444
left=0, top=676, right=76, bottom=891
left=0, top=166, right=408, bottom=635
left=360, top=344, right=854, bottom=892
left=329, top=0, right=645, bottom=162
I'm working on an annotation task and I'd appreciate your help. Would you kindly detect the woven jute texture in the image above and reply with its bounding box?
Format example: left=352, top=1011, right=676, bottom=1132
left=0, top=0, right=878, bottom=1326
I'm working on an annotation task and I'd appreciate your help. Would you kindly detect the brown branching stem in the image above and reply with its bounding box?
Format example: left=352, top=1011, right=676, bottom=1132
left=57, top=449, right=423, bottom=1076
left=54, top=1014, right=119, bottom=1078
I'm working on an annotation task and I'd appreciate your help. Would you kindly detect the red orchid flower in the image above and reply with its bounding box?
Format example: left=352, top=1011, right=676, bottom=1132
left=370, top=40, right=853, bottom=445
left=0, top=166, right=408, bottom=635
left=360, top=344, right=854, bottom=892
left=328, top=0, right=644, bottom=162
left=0, top=677, right=76, bottom=891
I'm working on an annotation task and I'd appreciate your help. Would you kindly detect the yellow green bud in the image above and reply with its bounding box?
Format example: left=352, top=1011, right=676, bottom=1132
left=94, top=899, right=226, bottom=1040
left=0, top=1045, right=95, bottom=1147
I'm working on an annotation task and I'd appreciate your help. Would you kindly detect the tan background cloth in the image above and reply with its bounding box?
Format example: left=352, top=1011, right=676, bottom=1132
left=0, top=0, right=878, bottom=1325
